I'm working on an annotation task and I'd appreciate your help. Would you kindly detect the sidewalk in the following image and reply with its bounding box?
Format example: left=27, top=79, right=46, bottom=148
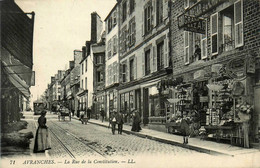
left=74, top=116, right=260, bottom=157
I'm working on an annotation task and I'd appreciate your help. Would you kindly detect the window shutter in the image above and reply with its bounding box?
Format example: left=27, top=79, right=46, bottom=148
left=142, top=10, right=145, bottom=36
left=126, top=60, right=129, bottom=82
left=142, top=52, right=145, bottom=76
left=211, top=13, right=218, bottom=55
left=163, top=0, right=168, bottom=20
left=184, top=31, right=189, bottom=64
left=164, top=36, right=169, bottom=68
left=234, top=0, right=243, bottom=48
left=134, top=57, right=137, bottom=79
left=153, top=46, right=157, bottom=72
left=119, top=64, right=123, bottom=83
left=149, top=49, right=153, bottom=73
left=189, top=32, right=193, bottom=63
left=115, top=63, right=118, bottom=83
left=201, top=19, right=208, bottom=59
left=151, top=0, right=155, bottom=29
left=133, top=19, right=136, bottom=44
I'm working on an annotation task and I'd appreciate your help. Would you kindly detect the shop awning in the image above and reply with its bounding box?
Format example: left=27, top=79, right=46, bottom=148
left=77, top=89, right=88, bottom=97
left=2, top=62, right=30, bottom=99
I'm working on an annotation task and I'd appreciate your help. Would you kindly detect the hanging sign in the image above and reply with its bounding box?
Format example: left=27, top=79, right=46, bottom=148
left=178, top=15, right=206, bottom=34
left=226, top=58, right=246, bottom=80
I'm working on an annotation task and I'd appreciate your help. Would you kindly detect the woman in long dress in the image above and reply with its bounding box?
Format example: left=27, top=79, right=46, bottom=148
left=131, top=111, right=141, bottom=132
left=33, top=110, right=51, bottom=153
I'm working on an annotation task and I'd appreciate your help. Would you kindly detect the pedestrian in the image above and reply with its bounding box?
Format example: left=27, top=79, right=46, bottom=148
left=100, top=108, right=105, bottom=122
left=116, top=111, right=124, bottom=134
left=131, top=110, right=141, bottom=132
left=87, top=108, right=91, bottom=120
left=33, top=110, right=51, bottom=153
left=81, top=111, right=88, bottom=124
left=109, top=111, right=117, bottom=135
left=180, top=116, right=191, bottom=144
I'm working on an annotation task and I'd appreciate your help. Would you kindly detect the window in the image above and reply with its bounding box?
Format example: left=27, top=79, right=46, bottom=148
left=85, top=59, right=87, bottom=72
left=81, top=63, right=84, bottom=75
left=209, top=1, right=243, bottom=56
left=97, top=71, right=103, bottom=82
left=122, top=1, right=127, bottom=23
left=145, top=49, right=151, bottom=75
left=130, top=0, right=135, bottom=14
left=128, top=17, right=136, bottom=47
left=144, top=1, right=152, bottom=34
left=130, top=59, right=134, bottom=81
left=96, top=55, right=103, bottom=64
left=201, top=32, right=207, bottom=59
left=85, top=77, right=87, bottom=89
left=107, top=39, right=112, bottom=59
left=184, top=0, right=189, bottom=9
left=157, top=42, right=164, bottom=70
left=108, top=17, right=113, bottom=33
left=156, top=0, right=163, bottom=25
left=81, top=80, right=83, bottom=89
left=113, top=62, right=117, bottom=83
left=222, top=6, right=234, bottom=52
left=113, top=11, right=117, bottom=27
left=234, top=0, right=243, bottom=47
left=122, top=64, right=126, bottom=82
left=113, top=36, right=117, bottom=55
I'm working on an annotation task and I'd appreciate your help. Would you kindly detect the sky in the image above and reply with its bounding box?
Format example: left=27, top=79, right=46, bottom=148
left=15, top=0, right=116, bottom=101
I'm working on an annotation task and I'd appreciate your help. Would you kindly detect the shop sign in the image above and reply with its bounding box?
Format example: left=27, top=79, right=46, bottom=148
left=200, top=96, right=209, bottom=102
left=194, top=70, right=206, bottom=80
left=211, top=64, right=223, bottom=74
left=226, top=58, right=246, bottom=80
left=183, top=0, right=225, bottom=17
left=178, top=15, right=206, bottom=34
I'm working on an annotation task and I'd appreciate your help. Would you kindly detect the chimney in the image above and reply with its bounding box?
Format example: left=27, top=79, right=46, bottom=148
left=69, top=61, right=75, bottom=69
left=91, top=12, right=103, bottom=43
left=85, top=41, right=91, bottom=56
left=74, top=50, right=83, bottom=65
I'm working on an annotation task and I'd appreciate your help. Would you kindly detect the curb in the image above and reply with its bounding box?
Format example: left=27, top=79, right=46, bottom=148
left=86, top=120, right=233, bottom=157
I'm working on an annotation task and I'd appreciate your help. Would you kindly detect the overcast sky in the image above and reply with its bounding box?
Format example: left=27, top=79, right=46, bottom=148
left=15, top=0, right=116, bottom=101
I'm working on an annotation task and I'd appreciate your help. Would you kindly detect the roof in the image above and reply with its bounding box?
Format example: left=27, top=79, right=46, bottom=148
left=104, top=3, right=118, bottom=21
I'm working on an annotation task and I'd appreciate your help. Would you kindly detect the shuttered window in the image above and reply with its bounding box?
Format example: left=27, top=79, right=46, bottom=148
left=156, top=0, right=163, bottom=25
left=234, top=0, right=243, bottom=48
left=144, top=1, right=152, bottom=35
left=211, top=13, right=218, bottom=55
left=128, top=17, right=136, bottom=47
left=184, top=31, right=190, bottom=64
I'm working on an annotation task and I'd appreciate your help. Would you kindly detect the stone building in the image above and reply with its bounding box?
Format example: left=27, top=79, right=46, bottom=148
left=104, top=3, right=120, bottom=119
left=116, top=0, right=172, bottom=130
left=169, top=0, right=260, bottom=146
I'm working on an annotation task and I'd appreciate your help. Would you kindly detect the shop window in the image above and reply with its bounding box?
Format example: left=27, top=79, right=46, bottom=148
left=144, top=1, right=152, bottom=35
left=157, top=41, right=164, bottom=70
left=149, top=87, right=160, bottom=117
left=128, top=17, right=136, bottom=47
left=122, top=63, right=127, bottom=82
left=122, top=1, right=127, bottom=23
left=156, top=0, right=163, bottom=25
left=113, top=35, right=117, bottom=55
left=145, top=49, right=151, bottom=75
left=130, top=0, right=135, bottom=14
left=120, top=94, right=125, bottom=111
left=129, top=59, right=134, bottom=81
left=107, top=39, right=112, bottom=59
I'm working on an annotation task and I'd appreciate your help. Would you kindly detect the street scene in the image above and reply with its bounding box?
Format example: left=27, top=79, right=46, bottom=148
left=1, top=0, right=260, bottom=167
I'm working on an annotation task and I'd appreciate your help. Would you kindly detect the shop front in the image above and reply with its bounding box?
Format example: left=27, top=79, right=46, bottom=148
left=167, top=56, right=257, bottom=148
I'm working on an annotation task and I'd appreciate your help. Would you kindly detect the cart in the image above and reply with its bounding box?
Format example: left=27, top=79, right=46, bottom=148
left=58, top=107, right=71, bottom=121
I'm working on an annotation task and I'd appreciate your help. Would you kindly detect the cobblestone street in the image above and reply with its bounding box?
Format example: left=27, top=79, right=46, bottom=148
left=38, top=113, right=209, bottom=158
